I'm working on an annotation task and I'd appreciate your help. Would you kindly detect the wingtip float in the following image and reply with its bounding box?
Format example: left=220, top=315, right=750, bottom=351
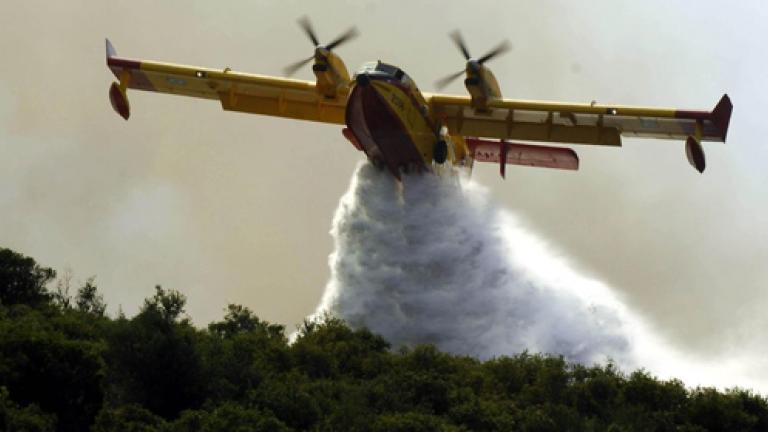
left=106, top=38, right=130, bottom=120
left=104, top=24, right=732, bottom=177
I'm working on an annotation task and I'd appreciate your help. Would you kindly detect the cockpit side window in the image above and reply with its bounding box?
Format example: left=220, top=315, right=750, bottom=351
left=375, top=62, right=399, bottom=76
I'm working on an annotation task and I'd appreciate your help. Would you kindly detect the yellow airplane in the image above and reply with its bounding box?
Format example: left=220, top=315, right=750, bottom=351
left=105, top=19, right=732, bottom=178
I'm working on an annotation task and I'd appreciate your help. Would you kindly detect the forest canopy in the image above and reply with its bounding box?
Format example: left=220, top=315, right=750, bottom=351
left=0, top=247, right=766, bottom=432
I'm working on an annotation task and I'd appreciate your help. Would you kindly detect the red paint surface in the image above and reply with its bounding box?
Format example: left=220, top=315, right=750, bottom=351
left=711, top=94, right=733, bottom=140
left=109, top=82, right=129, bottom=120
left=467, top=138, right=579, bottom=171
left=342, top=128, right=364, bottom=151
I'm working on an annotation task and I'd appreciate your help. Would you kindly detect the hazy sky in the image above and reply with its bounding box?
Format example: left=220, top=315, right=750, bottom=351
left=1, top=0, right=766, bottom=360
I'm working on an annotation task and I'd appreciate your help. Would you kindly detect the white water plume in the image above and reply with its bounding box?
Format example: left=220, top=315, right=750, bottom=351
left=312, top=162, right=768, bottom=391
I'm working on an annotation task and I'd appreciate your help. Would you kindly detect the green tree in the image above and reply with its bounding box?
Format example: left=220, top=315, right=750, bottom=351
left=202, top=305, right=289, bottom=403
left=75, top=277, right=106, bottom=316
left=0, top=387, right=56, bottom=432
left=208, top=304, right=284, bottom=339
left=165, top=403, right=292, bottom=432
left=292, top=316, right=390, bottom=379
left=143, top=285, right=187, bottom=323
left=0, top=248, right=55, bottom=307
left=1, top=247, right=767, bottom=432
left=247, top=371, right=321, bottom=430
left=92, top=404, right=166, bottom=432
left=0, top=306, right=105, bottom=431
left=104, top=286, right=206, bottom=419
left=371, top=412, right=459, bottom=432
left=687, top=387, right=760, bottom=431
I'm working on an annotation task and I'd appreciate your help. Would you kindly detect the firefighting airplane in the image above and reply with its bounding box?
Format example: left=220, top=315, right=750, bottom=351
left=105, top=20, right=732, bottom=179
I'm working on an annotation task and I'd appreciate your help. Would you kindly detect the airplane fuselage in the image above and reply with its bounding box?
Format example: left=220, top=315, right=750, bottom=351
left=344, top=62, right=441, bottom=178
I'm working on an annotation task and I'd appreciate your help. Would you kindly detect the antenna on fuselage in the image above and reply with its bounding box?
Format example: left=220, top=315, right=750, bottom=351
left=283, top=17, right=359, bottom=76
left=435, top=31, right=511, bottom=90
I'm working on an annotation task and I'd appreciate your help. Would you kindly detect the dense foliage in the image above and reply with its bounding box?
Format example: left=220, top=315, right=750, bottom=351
left=1, top=247, right=766, bottom=431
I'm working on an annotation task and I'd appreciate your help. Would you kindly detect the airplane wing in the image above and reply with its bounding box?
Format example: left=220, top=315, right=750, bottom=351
left=425, top=93, right=732, bottom=147
left=105, top=39, right=346, bottom=124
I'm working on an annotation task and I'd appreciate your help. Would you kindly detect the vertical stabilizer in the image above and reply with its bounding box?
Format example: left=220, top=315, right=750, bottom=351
left=105, top=38, right=117, bottom=60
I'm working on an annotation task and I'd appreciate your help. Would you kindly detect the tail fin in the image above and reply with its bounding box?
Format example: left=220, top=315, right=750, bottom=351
left=711, top=94, right=733, bottom=142
left=105, top=38, right=117, bottom=60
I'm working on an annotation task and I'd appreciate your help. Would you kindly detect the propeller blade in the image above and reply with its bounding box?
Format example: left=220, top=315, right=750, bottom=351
left=283, top=55, right=314, bottom=76
left=478, top=40, right=511, bottom=64
left=325, top=27, right=359, bottom=51
left=435, top=69, right=466, bottom=90
left=449, top=30, right=472, bottom=60
left=298, top=16, right=320, bottom=46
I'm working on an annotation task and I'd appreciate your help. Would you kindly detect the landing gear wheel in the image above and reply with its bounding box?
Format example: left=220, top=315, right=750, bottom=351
left=433, top=140, right=448, bottom=164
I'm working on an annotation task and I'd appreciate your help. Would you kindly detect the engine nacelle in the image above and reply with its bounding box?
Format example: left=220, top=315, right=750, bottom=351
left=464, top=77, right=489, bottom=110
left=109, top=81, right=130, bottom=120
left=313, top=50, right=351, bottom=99
left=464, top=66, right=502, bottom=111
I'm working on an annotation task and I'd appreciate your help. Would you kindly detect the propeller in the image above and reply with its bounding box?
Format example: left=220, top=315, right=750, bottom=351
left=283, top=17, right=359, bottom=76
left=435, top=30, right=511, bottom=89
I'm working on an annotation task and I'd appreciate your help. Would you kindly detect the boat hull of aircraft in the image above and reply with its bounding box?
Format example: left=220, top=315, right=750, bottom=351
left=345, top=75, right=434, bottom=178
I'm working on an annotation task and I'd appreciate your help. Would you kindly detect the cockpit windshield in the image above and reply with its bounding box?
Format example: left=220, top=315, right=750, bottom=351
left=354, top=61, right=413, bottom=87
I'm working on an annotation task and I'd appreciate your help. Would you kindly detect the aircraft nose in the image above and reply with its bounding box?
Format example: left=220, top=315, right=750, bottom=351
left=356, top=73, right=370, bottom=87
